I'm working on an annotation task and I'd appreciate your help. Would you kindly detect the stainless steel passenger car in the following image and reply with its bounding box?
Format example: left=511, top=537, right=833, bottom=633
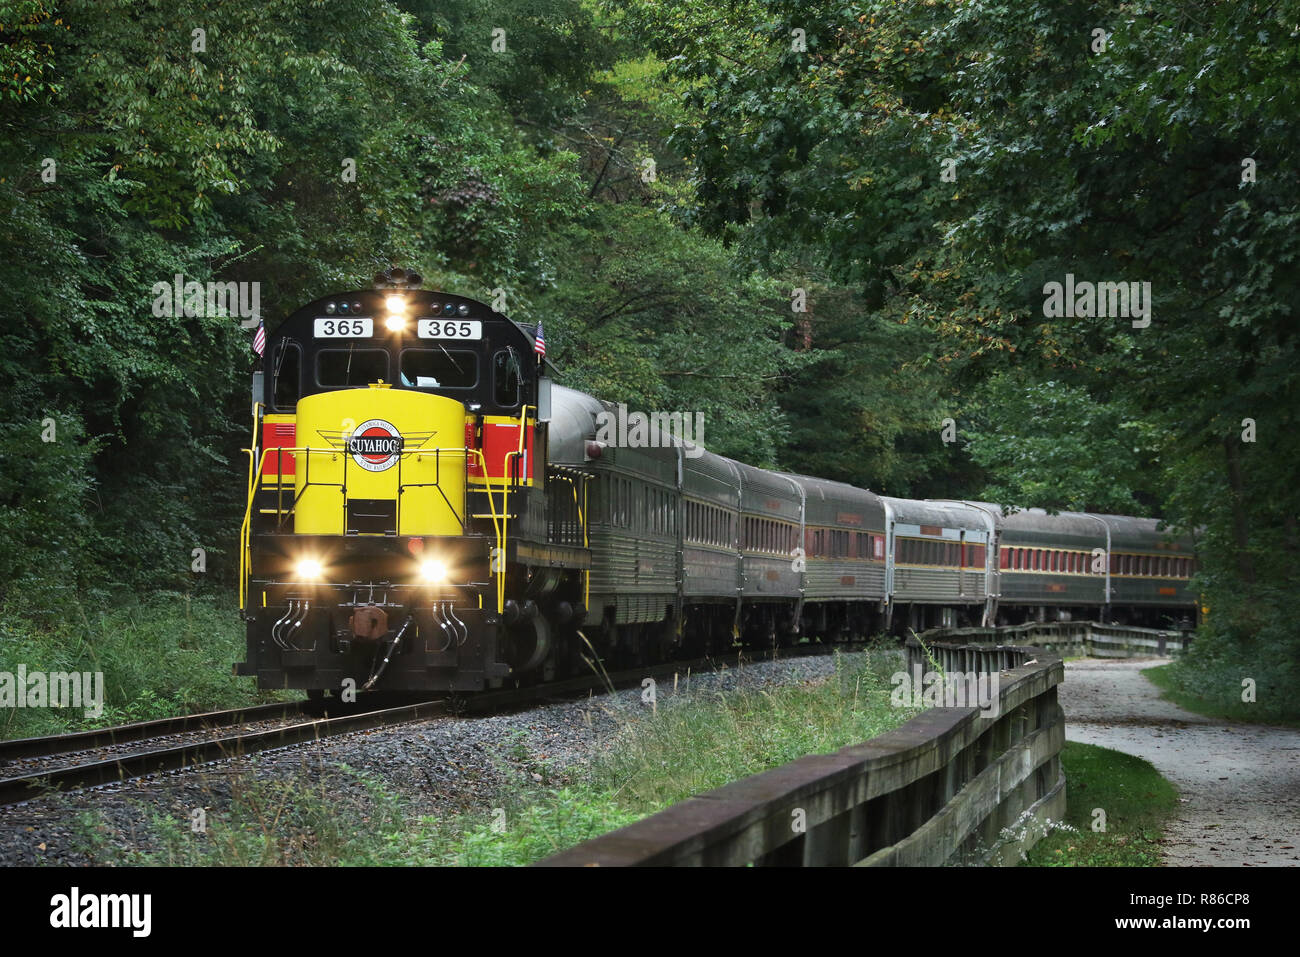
left=782, top=474, right=887, bottom=637
left=965, top=505, right=1196, bottom=627
left=880, top=497, right=995, bottom=630
left=551, top=383, right=1200, bottom=664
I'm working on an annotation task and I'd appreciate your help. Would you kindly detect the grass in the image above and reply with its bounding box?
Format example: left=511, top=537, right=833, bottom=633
left=75, top=648, right=915, bottom=866
left=584, top=651, right=912, bottom=811
left=1021, top=742, right=1179, bottom=866
left=1142, top=662, right=1300, bottom=728
left=0, top=593, right=290, bottom=740
left=69, top=764, right=645, bottom=867
left=443, top=648, right=915, bottom=864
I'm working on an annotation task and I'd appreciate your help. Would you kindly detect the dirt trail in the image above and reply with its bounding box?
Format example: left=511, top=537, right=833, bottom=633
left=1058, top=658, right=1300, bottom=866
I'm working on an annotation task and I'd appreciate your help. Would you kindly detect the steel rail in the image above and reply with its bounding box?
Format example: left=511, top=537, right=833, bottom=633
left=0, top=701, right=302, bottom=763
left=0, top=700, right=448, bottom=806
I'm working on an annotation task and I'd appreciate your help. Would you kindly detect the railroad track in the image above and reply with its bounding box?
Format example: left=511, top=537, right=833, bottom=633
left=0, top=701, right=302, bottom=764
left=0, top=639, right=872, bottom=807
left=0, top=699, right=449, bottom=807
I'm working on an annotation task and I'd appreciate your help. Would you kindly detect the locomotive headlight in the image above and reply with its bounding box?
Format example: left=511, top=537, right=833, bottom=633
left=419, top=559, right=447, bottom=583
left=296, top=558, right=323, bottom=580
left=384, top=295, right=407, bottom=331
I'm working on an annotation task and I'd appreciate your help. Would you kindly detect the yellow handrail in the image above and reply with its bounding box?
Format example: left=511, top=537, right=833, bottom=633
left=467, top=447, right=507, bottom=614
left=583, top=478, right=589, bottom=609
left=245, top=402, right=263, bottom=502
left=240, top=431, right=517, bottom=617
left=239, top=403, right=264, bottom=608
left=239, top=446, right=280, bottom=609
left=550, top=471, right=590, bottom=611
left=502, top=404, right=534, bottom=488
left=237, top=444, right=316, bottom=608
left=495, top=405, right=534, bottom=615
left=241, top=444, right=479, bottom=609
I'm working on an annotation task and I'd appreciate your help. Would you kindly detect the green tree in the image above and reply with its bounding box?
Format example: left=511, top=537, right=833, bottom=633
left=616, top=0, right=1300, bottom=700
left=535, top=203, right=804, bottom=466
left=0, top=0, right=586, bottom=606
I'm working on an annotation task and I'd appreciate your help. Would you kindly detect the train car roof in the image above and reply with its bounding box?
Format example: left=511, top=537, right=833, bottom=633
left=547, top=383, right=606, bottom=464
left=963, top=503, right=1193, bottom=550
left=776, top=472, right=881, bottom=503
left=1091, top=513, right=1193, bottom=550
left=879, top=496, right=989, bottom=531
left=995, top=507, right=1111, bottom=538
left=548, top=383, right=726, bottom=474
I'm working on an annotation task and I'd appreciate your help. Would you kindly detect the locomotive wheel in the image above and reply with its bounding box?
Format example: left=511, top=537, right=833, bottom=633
left=302, top=688, right=327, bottom=717
left=505, top=614, right=552, bottom=674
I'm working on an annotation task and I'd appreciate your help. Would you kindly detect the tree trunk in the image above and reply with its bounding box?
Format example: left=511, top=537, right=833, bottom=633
left=1222, top=436, right=1255, bottom=584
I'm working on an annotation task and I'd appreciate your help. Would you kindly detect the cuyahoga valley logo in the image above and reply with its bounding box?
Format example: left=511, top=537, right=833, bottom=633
left=348, top=419, right=404, bottom=471
left=316, top=420, right=437, bottom=472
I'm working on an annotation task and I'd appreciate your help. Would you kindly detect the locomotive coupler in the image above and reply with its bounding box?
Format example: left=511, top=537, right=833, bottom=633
left=363, top=615, right=415, bottom=691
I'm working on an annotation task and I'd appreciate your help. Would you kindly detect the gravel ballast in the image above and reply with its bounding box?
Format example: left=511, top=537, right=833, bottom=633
left=0, top=650, right=880, bottom=866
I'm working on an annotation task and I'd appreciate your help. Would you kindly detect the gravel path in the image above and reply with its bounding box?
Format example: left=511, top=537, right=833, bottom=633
left=0, top=650, right=875, bottom=866
left=1059, top=658, right=1300, bottom=866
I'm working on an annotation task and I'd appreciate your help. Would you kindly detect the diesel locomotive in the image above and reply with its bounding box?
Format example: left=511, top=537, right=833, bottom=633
left=235, top=270, right=1197, bottom=695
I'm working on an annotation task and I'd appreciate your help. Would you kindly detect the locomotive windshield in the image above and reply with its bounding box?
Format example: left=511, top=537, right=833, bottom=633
left=317, top=348, right=388, bottom=387
left=399, top=348, right=478, bottom=389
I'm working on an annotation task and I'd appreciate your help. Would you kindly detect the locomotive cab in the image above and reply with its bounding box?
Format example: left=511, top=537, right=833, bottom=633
left=236, top=269, right=590, bottom=694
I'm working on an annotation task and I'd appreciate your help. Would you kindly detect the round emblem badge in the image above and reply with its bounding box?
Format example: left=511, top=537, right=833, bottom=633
left=348, top=419, right=404, bottom=472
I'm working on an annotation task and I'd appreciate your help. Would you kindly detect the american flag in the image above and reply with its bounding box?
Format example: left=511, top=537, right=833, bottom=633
left=252, top=319, right=266, bottom=357
left=533, top=320, right=546, bottom=357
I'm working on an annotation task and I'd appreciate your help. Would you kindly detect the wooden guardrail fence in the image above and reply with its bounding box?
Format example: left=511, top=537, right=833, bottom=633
left=536, top=636, right=1066, bottom=867
left=925, top=619, right=1188, bottom=658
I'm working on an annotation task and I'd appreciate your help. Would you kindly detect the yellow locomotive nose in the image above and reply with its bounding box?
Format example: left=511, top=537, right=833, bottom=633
left=293, top=383, right=468, bottom=536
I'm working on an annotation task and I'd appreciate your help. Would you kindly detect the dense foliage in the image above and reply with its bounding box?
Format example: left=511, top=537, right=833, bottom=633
left=1, top=0, right=1295, bottom=707
left=615, top=0, right=1300, bottom=704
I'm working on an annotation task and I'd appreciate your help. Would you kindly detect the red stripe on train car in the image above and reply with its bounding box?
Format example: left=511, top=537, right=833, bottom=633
left=261, top=422, right=296, bottom=477
left=477, top=422, right=535, bottom=481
